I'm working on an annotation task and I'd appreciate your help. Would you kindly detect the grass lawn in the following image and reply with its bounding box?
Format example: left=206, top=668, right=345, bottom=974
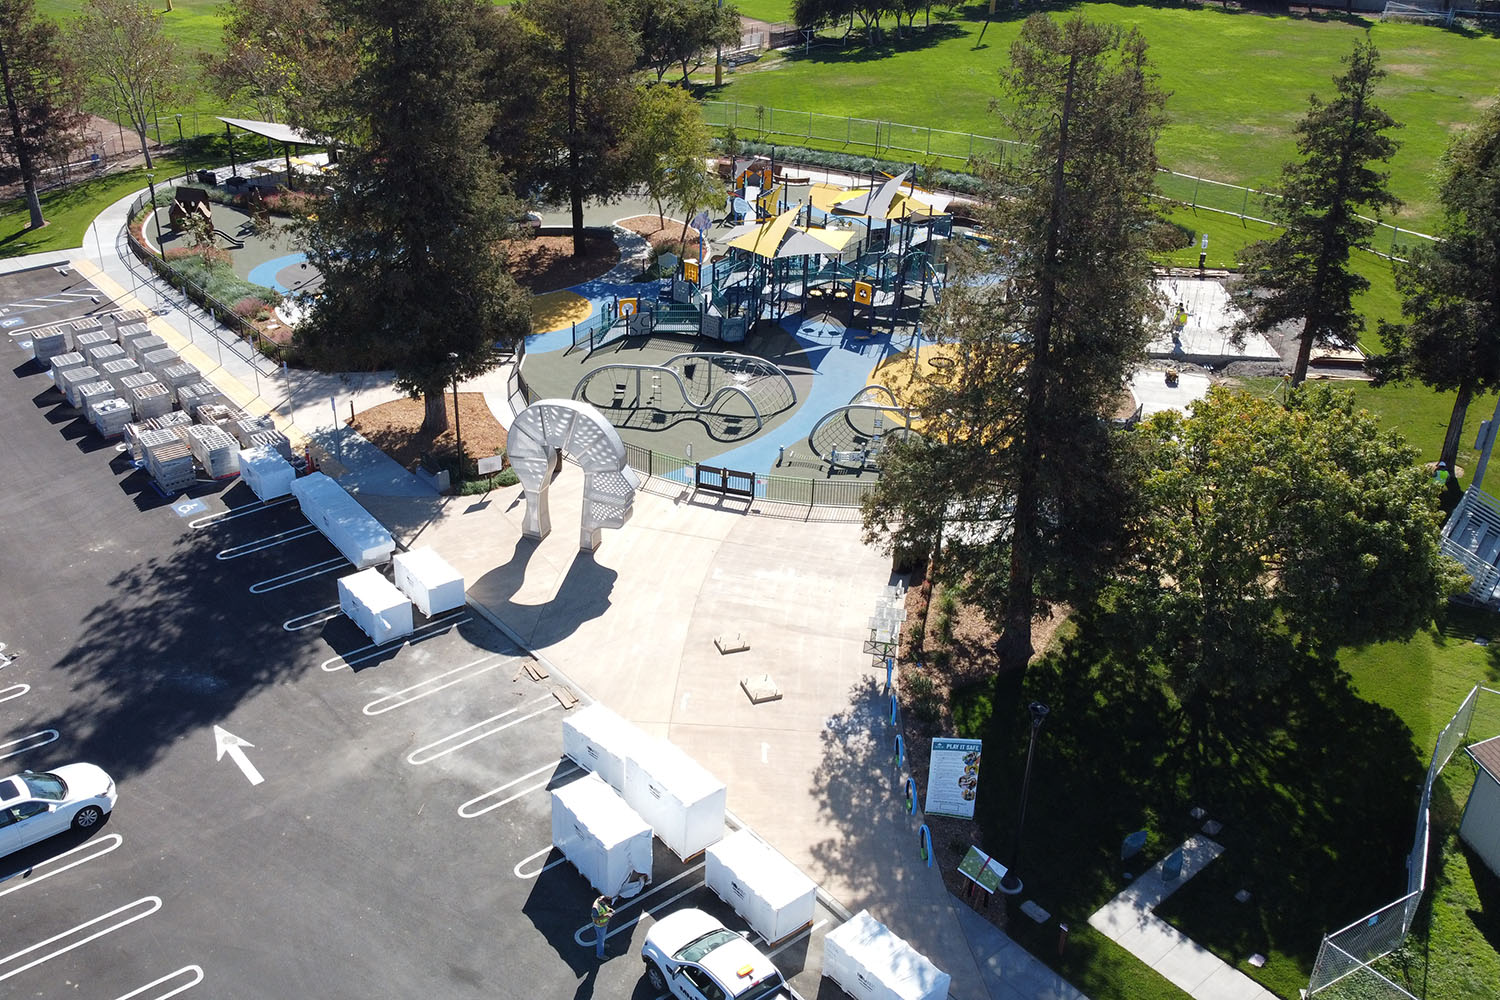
left=735, top=0, right=795, bottom=22
left=715, top=1, right=1500, bottom=233
left=37, top=0, right=225, bottom=56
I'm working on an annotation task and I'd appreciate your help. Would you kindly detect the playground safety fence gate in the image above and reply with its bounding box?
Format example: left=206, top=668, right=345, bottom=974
left=699, top=100, right=1439, bottom=260
left=621, top=441, right=877, bottom=511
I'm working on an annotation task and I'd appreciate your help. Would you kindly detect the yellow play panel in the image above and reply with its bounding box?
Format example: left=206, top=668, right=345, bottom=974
left=866, top=343, right=968, bottom=435
left=530, top=290, right=592, bottom=333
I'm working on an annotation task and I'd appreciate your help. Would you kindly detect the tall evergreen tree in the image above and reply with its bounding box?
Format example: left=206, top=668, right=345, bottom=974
left=506, top=0, right=640, bottom=256
left=1235, top=38, right=1401, bottom=385
left=67, top=0, right=181, bottom=169
left=294, top=0, right=531, bottom=436
left=862, top=14, right=1166, bottom=688
left=1370, top=100, right=1500, bottom=476
left=0, top=0, right=86, bottom=230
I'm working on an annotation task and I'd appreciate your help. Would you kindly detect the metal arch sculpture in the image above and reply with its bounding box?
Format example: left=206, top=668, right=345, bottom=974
left=508, top=399, right=641, bottom=552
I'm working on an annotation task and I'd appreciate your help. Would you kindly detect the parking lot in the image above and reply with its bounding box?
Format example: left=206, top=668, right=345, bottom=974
left=0, top=264, right=839, bottom=1000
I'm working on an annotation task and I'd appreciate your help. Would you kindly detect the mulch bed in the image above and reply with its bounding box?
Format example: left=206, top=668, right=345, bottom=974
left=503, top=232, right=619, bottom=293
left=617, top=214, right=702, bottom=259
left=349, top=392, right=507, bottom=473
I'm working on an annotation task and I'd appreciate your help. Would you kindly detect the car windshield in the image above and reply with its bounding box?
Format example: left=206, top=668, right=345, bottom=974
left=21, top=772, right=66, bottom=801
left=738, top=972, right=787, bottom=1000
left=675, top=929, right=741, bottom=963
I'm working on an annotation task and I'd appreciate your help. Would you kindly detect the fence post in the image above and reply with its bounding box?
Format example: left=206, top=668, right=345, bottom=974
left=926, top=126, right=932, bottom=156
left=1191, top=175, right=1200, bottom=209
left=1241, top=186, right=1249, bottom=220
left=807, top=111, right=812, bottom=144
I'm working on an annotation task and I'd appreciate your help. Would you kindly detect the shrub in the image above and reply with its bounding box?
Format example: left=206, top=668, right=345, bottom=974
left=233, top=296, right=267, bottom=320
left=715, top=139, right=988, bottom=196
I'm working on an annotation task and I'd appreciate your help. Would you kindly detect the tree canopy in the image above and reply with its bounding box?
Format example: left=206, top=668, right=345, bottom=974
left=294, top=0, right=531, bottom=435
left=1235, top=38, right=1401, bottom=385
left=66, top=0, right=181, bottom=169
left=202, top=0, right=356, bottom=128
left=629, top=0, right=739, bottom=86
left=1110, top=385, right=1463, bottom=727
left=861, top=13, right=1167, bottom=681
left=0, top=0, right=86, bottom=230
left=627, top=83, right=721, bottom=241
left=1370, top=98, right=1500, bottom=475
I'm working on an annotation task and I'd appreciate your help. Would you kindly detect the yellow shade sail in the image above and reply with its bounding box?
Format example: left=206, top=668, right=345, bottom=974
left=726, top=204, right=802, bottom=260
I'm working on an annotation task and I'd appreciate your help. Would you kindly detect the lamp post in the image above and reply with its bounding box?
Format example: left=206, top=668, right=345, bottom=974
left=144, top=172, right=163, bottom=252
left=175, top=114, right=189, bottom=182
left=448, top=352, right=463, bottom=486
left=999, top=701, right=1049, bottom=895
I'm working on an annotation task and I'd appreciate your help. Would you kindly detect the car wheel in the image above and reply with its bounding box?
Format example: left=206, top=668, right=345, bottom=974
left=645, top=960, right=667, bottom=991
left=72, top=806, right=103, bottom=830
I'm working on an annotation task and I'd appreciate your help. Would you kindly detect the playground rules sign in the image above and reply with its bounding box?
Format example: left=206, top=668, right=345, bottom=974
left=925, top=738, right=982, bottom=819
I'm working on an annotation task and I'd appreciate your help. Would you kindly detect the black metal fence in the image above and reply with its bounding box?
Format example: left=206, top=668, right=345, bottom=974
left=621, top=440, right=877, bottom=512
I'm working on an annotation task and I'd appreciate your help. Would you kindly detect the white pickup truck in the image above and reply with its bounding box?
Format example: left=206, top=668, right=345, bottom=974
left=642, top=909, right=805, bottom=1000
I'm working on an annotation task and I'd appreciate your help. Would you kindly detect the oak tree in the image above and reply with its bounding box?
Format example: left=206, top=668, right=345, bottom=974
left=0, top=0, right=87, bottom=229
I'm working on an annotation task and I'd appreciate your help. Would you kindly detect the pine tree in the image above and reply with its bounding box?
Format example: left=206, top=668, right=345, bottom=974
left=1370, top=100, right=1500, bottom=476
left=862, top=13, right=1166, bottom=684
left=0, top=0, right=86, bottom=230
left=1236, top=38, right=1401, bottom=385
left=295, top=0, right=531, bottom=436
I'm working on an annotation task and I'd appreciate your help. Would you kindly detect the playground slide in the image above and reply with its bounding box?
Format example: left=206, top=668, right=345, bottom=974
left=213, top=228, right=246, bottom=249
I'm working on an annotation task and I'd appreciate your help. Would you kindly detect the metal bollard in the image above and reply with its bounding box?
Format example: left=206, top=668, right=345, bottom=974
left=1058, top=923, right=1070, bottom=956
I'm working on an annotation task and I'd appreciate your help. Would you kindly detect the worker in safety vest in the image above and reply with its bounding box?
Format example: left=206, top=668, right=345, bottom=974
left=591, top=895, right=616, bottom=959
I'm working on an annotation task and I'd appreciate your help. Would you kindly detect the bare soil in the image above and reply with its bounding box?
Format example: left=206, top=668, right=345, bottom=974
left=616, top=214, right=702, bottom=259
left=349, top=392, right=508, bottom=474
left=503, top=232, right=619, bottom=293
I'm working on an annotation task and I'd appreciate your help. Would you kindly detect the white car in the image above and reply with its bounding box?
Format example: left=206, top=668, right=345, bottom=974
left=0, top=764, right=117, bottom=858
left=642, top=909, right=802, bottom=1000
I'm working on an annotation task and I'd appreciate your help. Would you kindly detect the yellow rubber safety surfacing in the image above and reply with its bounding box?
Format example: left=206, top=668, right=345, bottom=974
left=529, top=290, right=592, bottom=333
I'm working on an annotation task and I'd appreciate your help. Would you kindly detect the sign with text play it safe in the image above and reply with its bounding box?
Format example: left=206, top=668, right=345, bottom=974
left=924, top=737, right=982, bottom=819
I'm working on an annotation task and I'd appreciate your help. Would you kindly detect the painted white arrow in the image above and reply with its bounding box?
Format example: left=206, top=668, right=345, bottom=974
left=213, top=726, right=264, bottom=786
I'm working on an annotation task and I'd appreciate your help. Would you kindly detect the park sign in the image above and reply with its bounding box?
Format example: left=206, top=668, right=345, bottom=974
left=924, top=737, right=982, bottom=819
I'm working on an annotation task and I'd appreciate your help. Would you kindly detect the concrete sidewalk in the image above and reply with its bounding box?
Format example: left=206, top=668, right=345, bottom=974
left=7, top=182, right=1095, bottom=1000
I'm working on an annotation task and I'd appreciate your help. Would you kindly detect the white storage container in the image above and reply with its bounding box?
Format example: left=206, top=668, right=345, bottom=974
left=563, top=704, right=651, bottom=792
left=48, top=351, right=87, bottom=384
left=391, top=547, right=465, bottom=616
left=705, top=830, right=818, bottom=945
left=238, top=446, right=296, bottom=500
left=141, top=347, right=180, bottom=375
left=551, top=773, right=654, bottom=896
left=822, top=911, right=950, bottom=1000
left=58, top=365, right=101, bottom=407
left=76, top=380, right=116, bottom=417
left=188, top=424, right=241, bottom=478
left=290, top=472, right=395, bottom=568
left=90, top=397, right=132, bottom=438
left=126, top=334, right=167, bottom=362
left=337, top=568, right=413, bottom=644
left=101, top=357, right=142, bottom=390
left=624, top=738, right=727, bottom=861
left=86, top=342, right=125, bottom=367
left=30, top=326, right=68, bottom=361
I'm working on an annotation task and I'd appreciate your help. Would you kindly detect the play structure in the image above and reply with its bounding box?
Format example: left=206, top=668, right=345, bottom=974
left=572, top=350, right=797, bottom=439
left=807, top=384, right=914, bottom=470
left=168, top=187, right=246, bottom=249
left=507, top=399, right=640, bottom=551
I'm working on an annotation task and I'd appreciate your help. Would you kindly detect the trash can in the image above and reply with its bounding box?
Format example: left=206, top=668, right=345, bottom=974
left=197, top=169, right=217, bottom=186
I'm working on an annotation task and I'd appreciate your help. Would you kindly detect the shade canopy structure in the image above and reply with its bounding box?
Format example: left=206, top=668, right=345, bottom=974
left=217, top=116, right=326, bottom=188
left=722, top=205, right=857, bottom=260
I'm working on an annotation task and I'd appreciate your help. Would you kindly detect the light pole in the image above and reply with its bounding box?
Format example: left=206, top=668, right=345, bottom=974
left=999, top=701, right=1049, bottom=895
left=145, top=172, right=164, bottom=252
left=448, top=352, right=463, bottom=486
left=175, top=114, right=189, bottom=182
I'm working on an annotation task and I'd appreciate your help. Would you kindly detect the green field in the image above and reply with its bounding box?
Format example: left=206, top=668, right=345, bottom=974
left=37, top=0, right=225, bottom=56
left=716, top=2, right=1500, bottom=233
left=734, top=0, right=794, bottom=22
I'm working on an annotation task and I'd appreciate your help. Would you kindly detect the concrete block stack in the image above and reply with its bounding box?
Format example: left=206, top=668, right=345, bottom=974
left=48, top=352, right=87, bottom=385
left=29, top=326, right=68, bottom=362
left=85, top=342, right=125, bottom=368
left=129, top=380, right=174, bottom=421
left=141, top=429, right=195, bottom=492
left=100, top=357, right=142, bottom=391
left=90, top=397, right=132, bottom=438
left=187, top=424, right=240, bottom=479
left=141, top=348, right=181, bottom=376
left=58, top=366, right=102, bottom=407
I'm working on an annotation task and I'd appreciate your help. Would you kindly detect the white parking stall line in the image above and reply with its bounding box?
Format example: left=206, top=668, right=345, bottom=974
left=111, top=964, right=204, bottom=1000
left=513, top=845, right=571, bottom=880
left=0, top=895, right=162, bottom=982
left=459, top=760, right=580, bottom=818
left=767, top=919, right=828, bottom=959
left=283, top=604, right=341, bottom=633
left=219, top=525, right=322, bottom=560
left=0, top=833, right=123, bottom=898
left=248, top=557, right=347, bottom=594
left=0, top=684, right=29, bottom=705
left=320, top=612, right=470, bottom=672
left=571, top=866, right=707, bottom=946
left=0, top=730, right=59, bottom=761
left=191, top=496, right=295, bottom=529
left=406, top=697, right=559, bottom=765
left=364, top=655, right=507, bottom=716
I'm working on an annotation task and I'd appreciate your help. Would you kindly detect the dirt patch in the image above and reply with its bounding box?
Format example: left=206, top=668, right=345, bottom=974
left=349, top=392, right=508, bottom=474
left=617, top=214, right=702, bottom=258
left=503, top=231, right=619, bottom=293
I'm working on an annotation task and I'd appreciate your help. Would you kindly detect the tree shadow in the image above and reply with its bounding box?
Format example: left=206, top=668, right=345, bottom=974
left=776, top=22, right=969, bottom=66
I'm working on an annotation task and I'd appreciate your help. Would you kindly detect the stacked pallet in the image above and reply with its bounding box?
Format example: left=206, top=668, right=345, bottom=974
left=247, top=429, right=295, bottom=463
left=142, top=430, right=195, bottom=493
left=58, top=366, right=102, bottom=407
left=187, top=424, right=240, bottom=479
left=159, top=363, right=201, bottom=399
left=125, top=412, right=192, bottom=461
left=85, top=343, right=125, bottom=369
left=176, top=381, right=224, bottom=416
left=229, top=415, right=275, bottom=446
left=65, top=318, right=105, bottom=341
left=48, top=352, right=87, bottom=385
left=115, top=322, right=152, bottom=354
left=125, top=334, right=167, bottom=363
left=80, top=383, right=121, bottom=424
left=101, top=357, right=142, bottom=391
left=29, top=326, right=69, bottom=362
left=141, top=348, right=180, bottom=376
left=130, top=381, right=174, bottom=421
left=197, top=403, right=245, bottom=432
left=91, top=397, right=132, bottom=438
left=73, top=329, right=111, bottom=356
left=112, top=310, right=147, bottom=330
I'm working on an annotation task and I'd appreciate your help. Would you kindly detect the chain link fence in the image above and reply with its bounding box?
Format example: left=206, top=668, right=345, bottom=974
left=1306, top=684, right=1496, bottom=997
